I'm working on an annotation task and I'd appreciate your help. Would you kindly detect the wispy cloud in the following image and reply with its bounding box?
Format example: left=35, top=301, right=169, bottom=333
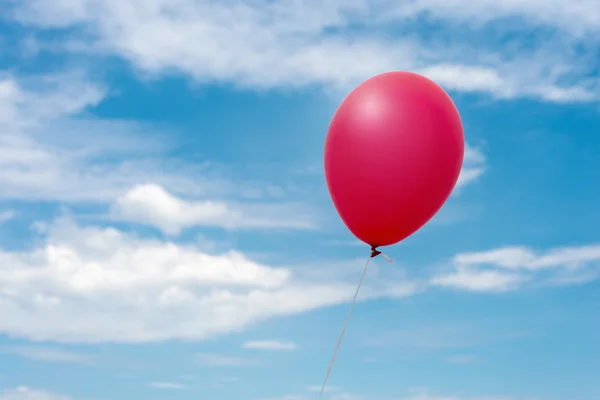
left=365, top=323, right=533, bottom=349
left=147, top=382, right=188, bottom=390
left=1, top=346, right=92, bottom=365
left=0, top=72, right=310, bottom=209
left=261, top=393, right=359, bottom=400
left=430, top=244, right=600, bottom=293
left=401, top=395, right=513, bottom=400
left=266, top=391, right=523, bottom=400
left=307, top=385, right=339, bottom=392
left=456, top=144, right=487, bottom=189
left=453, top=245, right=600, bottom=271
left=196, top=353, right=259, bottom=367
left=242, top=340, right=297, bottom=351
left=0, top=210, right=16, bottom=223
left=0, top=72, right=195, bottom=202
left=0, top=386, right=70, bottom=400
left=446, top=354, right=480, bottom=364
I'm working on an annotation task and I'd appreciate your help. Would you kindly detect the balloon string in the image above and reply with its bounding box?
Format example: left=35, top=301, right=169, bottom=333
left=317, top=252, right=374, bottom=400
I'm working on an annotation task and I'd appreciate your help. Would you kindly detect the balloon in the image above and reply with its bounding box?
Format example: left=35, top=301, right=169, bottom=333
left=324, top=72, right=464, bottom=248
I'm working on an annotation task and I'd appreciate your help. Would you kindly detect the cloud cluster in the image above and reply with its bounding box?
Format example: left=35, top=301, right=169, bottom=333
left=0, top=71, right=303, bottom=205
left=0, top=66, right=486, bottom=237
left=0, top=69, right=328, bottom=241
left=0, top=57, right=487, bottom=347
left=0, top=4, right=595, bottom=400
left=0, top=71, right=195, bottom=202
left=7, top=0, right=599, bottom=102
left=0, top=217, right=418, bottom=343
left=0, top=211, right=596, bottom=343
left=0, top=0, right=596, bottom=355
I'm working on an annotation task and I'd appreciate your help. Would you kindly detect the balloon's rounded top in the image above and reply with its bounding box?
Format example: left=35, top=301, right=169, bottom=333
left=324, top=71, right=464, bottom=247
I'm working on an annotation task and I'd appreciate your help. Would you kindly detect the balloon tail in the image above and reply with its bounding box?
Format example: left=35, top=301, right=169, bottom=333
left=317, top=248, right=392, bottom=400
left=380, top=252, right=394, bottom=263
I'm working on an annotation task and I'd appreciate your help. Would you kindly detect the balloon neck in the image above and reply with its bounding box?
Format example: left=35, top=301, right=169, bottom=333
left=370, top=246, right=381, bottom=258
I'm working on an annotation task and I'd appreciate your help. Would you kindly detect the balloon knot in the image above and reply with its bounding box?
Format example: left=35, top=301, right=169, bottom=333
left=370, top=246, right=381, bottom=258
left=370, top=246, right=394, bottom=263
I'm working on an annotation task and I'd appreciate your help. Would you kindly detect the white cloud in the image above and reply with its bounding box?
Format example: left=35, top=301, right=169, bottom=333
left=0, top=387, right=69, bottom=400
left=112, top=183, right=316, bottom=235
left=196, top=353, right=258, bottom=366
left=446, top=354, right=480, bottom=364
left=8, top=0, right=599, bottom=102
left=365, top=323, right=531, bottom=349
left=456, top=144, right=487, bottom=188
left=147, top=382, right=188, bottom=390
left=243, top=340, right=297, bottom=350
left=430, top=266, right=526, bottom=293
left=454, top=245, right=600, bottom=270
left=0, top=70, right=105, bottom=127
left=1, top=346, right=91, bottom=364
left=0, top=218, right=418, bottom=343
left=431, top=244, right=600, bottom=292
left=0, top=210, right=16, bottom=223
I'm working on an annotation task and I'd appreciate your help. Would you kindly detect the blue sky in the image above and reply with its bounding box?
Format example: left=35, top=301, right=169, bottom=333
left=0, top=1, right=599, bottom=400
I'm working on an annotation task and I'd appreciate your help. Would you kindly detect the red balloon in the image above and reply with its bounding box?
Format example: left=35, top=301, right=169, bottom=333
left=324, top=72, right=464, bottom=248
